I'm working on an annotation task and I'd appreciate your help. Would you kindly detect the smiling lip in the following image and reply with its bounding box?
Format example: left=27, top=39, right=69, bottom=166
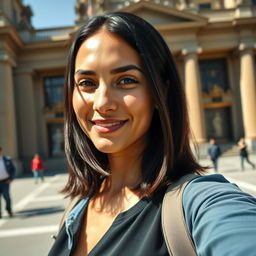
left=91, top=119, right=127, bottom=134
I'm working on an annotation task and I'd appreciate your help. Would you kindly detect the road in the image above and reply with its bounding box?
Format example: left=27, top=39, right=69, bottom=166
left=0, top=154, right=256, bottom=256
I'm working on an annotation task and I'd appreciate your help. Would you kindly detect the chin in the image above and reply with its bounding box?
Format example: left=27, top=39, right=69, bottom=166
left=93, top=139, right=119, bottom=153
left=95, top=145, right=120, bottom=154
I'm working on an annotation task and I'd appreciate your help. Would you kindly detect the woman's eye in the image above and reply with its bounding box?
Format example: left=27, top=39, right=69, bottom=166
left=118, top=77, right=139, bottom=86
left=77, top=79, right=96, bottom=87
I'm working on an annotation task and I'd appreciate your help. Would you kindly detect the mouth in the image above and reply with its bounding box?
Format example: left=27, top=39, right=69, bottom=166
left=91, top=119, right=127, bottom=134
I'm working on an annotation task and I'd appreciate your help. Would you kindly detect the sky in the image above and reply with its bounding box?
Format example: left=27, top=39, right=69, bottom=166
left=23, top=0, right=76, bottom=29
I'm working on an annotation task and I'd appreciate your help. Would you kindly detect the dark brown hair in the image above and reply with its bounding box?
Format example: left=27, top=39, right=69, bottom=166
left=63, top=12, right=204, bottom=198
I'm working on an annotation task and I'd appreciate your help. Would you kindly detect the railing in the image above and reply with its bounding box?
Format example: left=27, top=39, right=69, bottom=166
left=19, top=26, right=74, bottom=42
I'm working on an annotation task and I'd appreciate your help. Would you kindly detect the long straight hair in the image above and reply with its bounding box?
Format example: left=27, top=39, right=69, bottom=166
left=62, top=12, right=205, bottom=198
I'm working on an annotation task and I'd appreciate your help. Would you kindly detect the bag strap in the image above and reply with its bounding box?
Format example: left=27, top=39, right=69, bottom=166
left=162, top=174, right=198, bottom=256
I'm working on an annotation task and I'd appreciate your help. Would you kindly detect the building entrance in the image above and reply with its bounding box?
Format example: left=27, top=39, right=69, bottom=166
left=205, top=106, right=232, bottom=141
left=199, top=58, right=233, bottom=142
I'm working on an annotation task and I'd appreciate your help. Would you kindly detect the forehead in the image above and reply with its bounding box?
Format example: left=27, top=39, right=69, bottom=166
left=75, top=30, right=141, bottom=69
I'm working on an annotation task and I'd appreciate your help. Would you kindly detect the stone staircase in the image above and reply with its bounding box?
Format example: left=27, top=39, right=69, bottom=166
left=220, top=143, right=239, bottom=157
left=196, top=142, right=239, bottom=159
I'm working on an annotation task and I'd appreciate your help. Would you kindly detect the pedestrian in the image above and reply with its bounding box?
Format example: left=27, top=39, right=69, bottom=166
left=238, top=137, right=255, bottom=171
left=31, top=153, right=44, bottom=184
left=49, top=13, right=256, bottom=256
left=0, top=147, right=15, bottom=218
left=207, top=138, right=221, bottom=172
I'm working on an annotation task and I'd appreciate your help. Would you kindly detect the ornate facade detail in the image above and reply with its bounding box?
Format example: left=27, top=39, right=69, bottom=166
left=75, top=0, right=89, bottom=23
left=18, top=5, right=33, bottom=31
left=75, top=0, right=107, bottom=24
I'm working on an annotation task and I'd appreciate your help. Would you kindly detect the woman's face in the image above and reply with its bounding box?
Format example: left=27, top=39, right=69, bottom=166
left=73, top=30, right=154, bottom=155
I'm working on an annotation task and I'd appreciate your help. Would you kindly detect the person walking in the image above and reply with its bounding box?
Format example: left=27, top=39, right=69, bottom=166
left=31, top=153, right=44, bottom=184
left=0, top=147, right=15, bottom=218
left=207, top=138, right=221, bottom=172
left=238, top=138, right=255, bottom=171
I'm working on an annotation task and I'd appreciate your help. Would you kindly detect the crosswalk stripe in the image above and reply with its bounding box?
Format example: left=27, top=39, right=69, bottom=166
left=36, top=195, right=65, bottom=202
left=0, top=225, right=58, bottom=238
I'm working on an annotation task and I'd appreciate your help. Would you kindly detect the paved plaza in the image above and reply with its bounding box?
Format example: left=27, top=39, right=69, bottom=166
left=0, top=154, right=255, bottom=256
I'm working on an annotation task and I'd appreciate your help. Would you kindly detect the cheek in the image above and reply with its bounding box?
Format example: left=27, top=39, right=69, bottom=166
left=123, top=94, right=137, bottom=109
left=123, top=92, right=154, bottom=122
left=72, top=89, right=91, bottom=123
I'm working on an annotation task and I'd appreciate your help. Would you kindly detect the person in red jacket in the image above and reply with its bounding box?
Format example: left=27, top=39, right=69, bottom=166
left=31, top=153, right=44, bottom=184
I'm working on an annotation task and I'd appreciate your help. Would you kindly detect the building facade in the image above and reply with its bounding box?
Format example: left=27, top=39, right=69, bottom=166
left=0, top=0, right=256, bottom=173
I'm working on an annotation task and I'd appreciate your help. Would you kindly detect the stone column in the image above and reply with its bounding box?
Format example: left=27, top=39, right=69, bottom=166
left=224, top=0, right=236, bottom=8
left=14, top=67, right=38, bottom=159
left=0, top=53, right=18, bottom=158
left=183, top=49, right=206, bottom=144
left=239, top=47, right=256, bottom=147
left=176, top=0, right=186, bottom=9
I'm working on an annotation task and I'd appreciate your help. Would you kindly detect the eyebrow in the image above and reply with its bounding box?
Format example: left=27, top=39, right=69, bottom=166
left=75, top=64, right=144, bottom=76
left=111, top=65, right=144, bottom=74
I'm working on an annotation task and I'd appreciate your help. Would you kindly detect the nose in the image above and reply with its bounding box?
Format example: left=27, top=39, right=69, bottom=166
left=93, top=83, right=117, bottom=113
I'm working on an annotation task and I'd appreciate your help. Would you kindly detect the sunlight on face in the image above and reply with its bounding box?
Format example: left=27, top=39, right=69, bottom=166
left=72, top=30, right=154, bottom=157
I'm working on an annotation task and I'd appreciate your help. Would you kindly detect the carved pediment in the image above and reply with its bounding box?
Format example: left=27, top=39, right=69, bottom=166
left=120, top=0, right=208, bottom=29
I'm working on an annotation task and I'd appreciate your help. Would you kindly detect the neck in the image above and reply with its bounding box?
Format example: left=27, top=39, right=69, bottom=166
left=90, top=143, right=147, bottom=216
left=105, top=154, right=141, bottom=195
left=103, top=135, right=148, bottom=196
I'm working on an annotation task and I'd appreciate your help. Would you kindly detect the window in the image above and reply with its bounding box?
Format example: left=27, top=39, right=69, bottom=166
left=199, top=58, right=233, bottom=141
left=44, top=76, right=64, bottom=110
left=198, top=3, right=212, bottom=10
left=199, top=58, right=230, bottom=99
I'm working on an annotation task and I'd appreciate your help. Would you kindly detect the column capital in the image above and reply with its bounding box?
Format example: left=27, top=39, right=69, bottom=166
left=0, top=52, right=16, bottom=66
left=13, top=67, right=39, bottom=85
left=182, top=46, right=202, bottom=56
left=238, top=42, right=255, bottom=52
left=14, top=66, right=34, bottom=75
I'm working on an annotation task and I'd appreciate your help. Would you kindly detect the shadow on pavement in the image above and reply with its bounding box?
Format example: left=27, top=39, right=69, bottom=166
left=14, top=206, right=64, bottom=218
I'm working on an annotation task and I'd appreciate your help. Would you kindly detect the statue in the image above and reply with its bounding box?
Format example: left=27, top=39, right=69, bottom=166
left=52, top=127, right=64, bottom=155
left=75, top=0, right=87, bottom=22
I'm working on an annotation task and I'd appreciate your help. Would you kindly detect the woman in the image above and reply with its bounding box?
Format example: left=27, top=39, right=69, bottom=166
left=49, top=13, right=256, bottom=256
left=31, top=153, right=44, bottom=184
left=238, top=137, right=255, bottom=171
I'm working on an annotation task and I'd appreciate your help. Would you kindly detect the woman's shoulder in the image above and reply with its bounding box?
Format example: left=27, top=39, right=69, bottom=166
left=183, top=174, right=254, bottom=204
left=186, top=173, right=232, bottom=187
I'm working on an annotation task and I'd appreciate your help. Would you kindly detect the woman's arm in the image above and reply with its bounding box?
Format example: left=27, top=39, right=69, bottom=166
left=183, top=174, right=256, bottom=256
